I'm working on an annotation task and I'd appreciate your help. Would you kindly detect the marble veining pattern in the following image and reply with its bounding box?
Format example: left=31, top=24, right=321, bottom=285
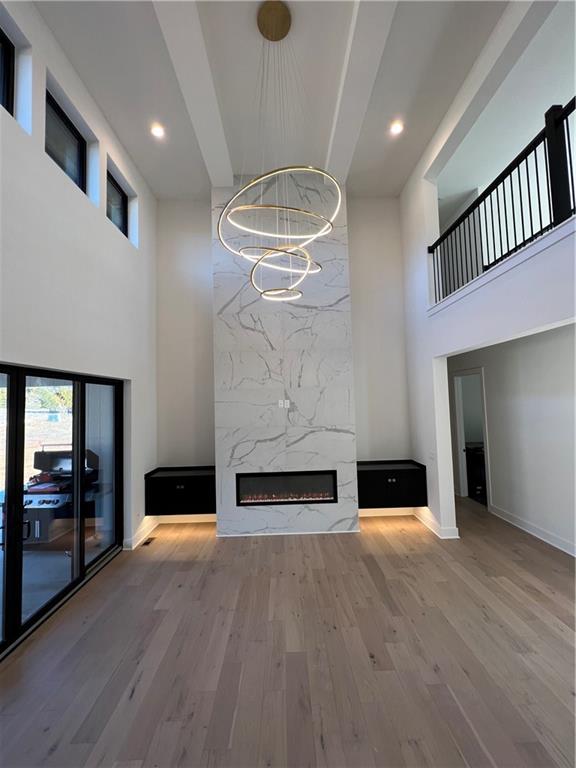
left=212, top=185, right=358, bottom=535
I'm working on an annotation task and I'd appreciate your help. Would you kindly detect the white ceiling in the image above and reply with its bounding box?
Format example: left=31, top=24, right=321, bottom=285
left=348, top=1, right=506, bottom=197
left=37, top=1, right=508, bottom=200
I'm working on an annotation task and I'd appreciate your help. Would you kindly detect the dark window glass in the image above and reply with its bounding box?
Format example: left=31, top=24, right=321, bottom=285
left=106, top=172, right=128, bottom=236
left=45, top=92, right=86, bottom=191
left=0, top=27, right=15, bottom=114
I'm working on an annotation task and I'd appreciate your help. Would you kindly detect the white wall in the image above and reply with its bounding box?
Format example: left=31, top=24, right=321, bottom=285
left=156, top=199, right=214, bottom=466
left=348, top=196, right=411, bottom=460
left=449, top=325, right=575, bottom=554
left=0, top=3, right=157, bottom=546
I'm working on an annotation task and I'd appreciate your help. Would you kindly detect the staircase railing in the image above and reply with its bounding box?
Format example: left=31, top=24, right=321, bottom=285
left=428, top=98, right=575, bottom=304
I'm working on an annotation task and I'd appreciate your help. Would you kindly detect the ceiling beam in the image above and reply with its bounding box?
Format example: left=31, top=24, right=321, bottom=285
left=325, top=0, right=396, bottom=183
left=154, top=1, right=233, bottom=188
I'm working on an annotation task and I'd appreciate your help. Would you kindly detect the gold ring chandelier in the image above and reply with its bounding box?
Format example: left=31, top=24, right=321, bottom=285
left=217, top=1, right=342, bottom=303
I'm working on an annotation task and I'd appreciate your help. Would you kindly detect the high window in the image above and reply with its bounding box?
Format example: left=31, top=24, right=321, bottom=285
left=0, top=26, right=15, bottom=114
left=106, top=171, right=128, bottom=236
left=45, top=91, right=87, bottom=191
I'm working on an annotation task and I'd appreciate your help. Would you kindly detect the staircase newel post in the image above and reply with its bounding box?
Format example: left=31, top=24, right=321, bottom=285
left=545, top=105, right=572, bottom=226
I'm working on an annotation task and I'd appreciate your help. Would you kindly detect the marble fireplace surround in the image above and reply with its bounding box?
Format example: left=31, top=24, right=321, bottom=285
left=212, top=185, right=359, bottom=536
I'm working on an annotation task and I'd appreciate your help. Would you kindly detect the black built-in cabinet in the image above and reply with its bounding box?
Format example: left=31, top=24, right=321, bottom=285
left=145, top=466, right=216, bottom=515
left=145, top=460, right=427, bottom=515
left=356, top=460, right=427, bottom=508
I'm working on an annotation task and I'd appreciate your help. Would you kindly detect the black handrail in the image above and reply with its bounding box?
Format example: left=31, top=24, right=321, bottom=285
left=428, top=129, right=545, bottom=253
left=428, top=99, right=575, bottom=304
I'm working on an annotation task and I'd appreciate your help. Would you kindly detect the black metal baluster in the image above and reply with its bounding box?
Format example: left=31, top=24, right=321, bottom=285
left=435, top=246, right=440, bottom=303
left=483, top=197, right=490, bottom=267
left=501, top=178, right=510, bottom=258
left=565, top=119, right=574, bottom=212
left=459, top=221, right=466, bottom=288
left=495, top=184, right=504, bottom=261
left=458, top=224, right=464, bottom=289
left=489, top=192, right=497, bottom=265
left=525, top=156, right=534, bottom=238
left=451, top=230, right=456, bottom=295
left=517, top=164, right=526, bottom=244
left=509, top=170, right=518, bottom=251
left=465, top=215, right=472, bottom=285
left=447, top=233, right=453, bottom=297
left=534, top=144, right=544, bottom=234
left=544, top=138, right=553, bottom=226
left=472, top=208, right=480, bottom=280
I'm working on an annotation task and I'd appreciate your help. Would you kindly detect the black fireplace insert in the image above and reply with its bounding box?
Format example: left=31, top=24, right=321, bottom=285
left=236, top=470, right=338, bottom=506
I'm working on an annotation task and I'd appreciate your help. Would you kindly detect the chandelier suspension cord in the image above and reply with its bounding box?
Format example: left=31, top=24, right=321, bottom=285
left=217, top=1, right=341, bottom=301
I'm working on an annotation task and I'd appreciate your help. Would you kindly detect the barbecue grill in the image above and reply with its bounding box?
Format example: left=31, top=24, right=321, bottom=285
left=23, top=447, right=99, bottom=541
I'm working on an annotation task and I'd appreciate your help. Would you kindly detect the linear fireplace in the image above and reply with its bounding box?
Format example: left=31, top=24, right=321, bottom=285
left=236, top=470, right=338, bottom=506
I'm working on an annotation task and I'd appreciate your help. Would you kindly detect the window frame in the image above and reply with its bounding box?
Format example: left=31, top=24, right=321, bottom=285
left=106, top=170, right=129, bottom=237
left=0, top=25, right=15, bottom=116
left=45, top=91, right=87, bottom=193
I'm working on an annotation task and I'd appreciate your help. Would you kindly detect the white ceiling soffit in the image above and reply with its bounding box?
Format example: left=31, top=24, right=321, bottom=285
left=437, top=1, right=574, bottom=205
left=347, top=1, right=508, bottom=198
left=153, top=1, right=233, bottom=188
left=35, top=1, right=211, bottom=200
left=325, top=0, right=396, bottom=181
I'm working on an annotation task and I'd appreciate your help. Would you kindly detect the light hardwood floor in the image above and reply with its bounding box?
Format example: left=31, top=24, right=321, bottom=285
left=0, top=500, right=574, bottom=768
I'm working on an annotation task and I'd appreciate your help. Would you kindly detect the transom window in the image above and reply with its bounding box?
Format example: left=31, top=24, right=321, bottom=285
left=45, top=91, right=87, bottom=191
left=0, top=26, right=15, bottom=115
left=106, top=171, right=128, bottom=236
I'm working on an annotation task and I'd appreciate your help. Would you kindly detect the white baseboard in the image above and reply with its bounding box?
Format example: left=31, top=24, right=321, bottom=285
left=414, top=506, right=460, bottom=539
left=489, top=504, right=575, bottom=556
left=155, top=514, right=217, bottom=524
left=359, top=507, right=414, bottom=517
left=123, top=516, right=158, bottom=550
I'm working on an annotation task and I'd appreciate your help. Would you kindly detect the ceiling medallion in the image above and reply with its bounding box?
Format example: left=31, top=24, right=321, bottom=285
left=217, top=2, right=342, bottom=302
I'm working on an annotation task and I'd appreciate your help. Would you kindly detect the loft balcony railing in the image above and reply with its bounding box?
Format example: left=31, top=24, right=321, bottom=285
left=428, top=98, right=575, bottom=304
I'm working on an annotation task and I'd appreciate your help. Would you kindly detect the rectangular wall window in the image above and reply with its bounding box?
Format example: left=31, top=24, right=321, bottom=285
left=0, top=26, right=15, bottom=114
left=45, top=92, right=87, bottom=191
left=106, top=172, right=128, bottom=236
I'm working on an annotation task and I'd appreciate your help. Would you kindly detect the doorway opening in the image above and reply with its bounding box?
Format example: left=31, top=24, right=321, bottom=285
left=451, top=370, right=489, bottom=507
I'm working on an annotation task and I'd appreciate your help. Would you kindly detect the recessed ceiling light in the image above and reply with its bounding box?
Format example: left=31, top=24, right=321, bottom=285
left=389, top=120, right=404, bottom=136
left=150, top=122, right=165, bottom=139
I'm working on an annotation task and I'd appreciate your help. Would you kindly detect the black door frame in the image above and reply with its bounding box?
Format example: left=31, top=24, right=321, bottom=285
left=0, top=363, right=123, bottom=656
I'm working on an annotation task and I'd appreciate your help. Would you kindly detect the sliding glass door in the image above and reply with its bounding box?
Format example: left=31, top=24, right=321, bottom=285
left=0, top=374, right=7, bottom=643
left=0, top=366, right=122, bottom=655
left=84, top=383, right=117, bottom=566
left=22, top=376, right=76, bottom=622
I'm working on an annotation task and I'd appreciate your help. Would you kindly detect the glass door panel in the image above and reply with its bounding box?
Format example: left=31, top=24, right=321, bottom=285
left=0, top=373, right=7, bottom=640
left=22, top=376, right=76, bottom=622
left=84, top=383, right=116, bottom=565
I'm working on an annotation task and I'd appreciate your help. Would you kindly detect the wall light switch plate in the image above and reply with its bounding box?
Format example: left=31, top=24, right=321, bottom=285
left=278, top=400, right=284, bottom=408
left=284, top=399, right=290, bottom=409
